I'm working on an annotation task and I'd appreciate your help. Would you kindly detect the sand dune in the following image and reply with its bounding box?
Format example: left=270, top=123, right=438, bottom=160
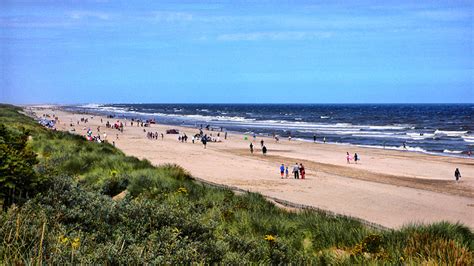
left=28, top=106, right=474, bottom=229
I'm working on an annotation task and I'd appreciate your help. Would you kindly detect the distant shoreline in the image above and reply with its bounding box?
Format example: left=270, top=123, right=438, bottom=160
left=56, top=103, right=474, bottom=159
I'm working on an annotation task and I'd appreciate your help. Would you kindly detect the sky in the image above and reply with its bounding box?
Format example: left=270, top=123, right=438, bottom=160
left=1, top=0, right=473, bottom=104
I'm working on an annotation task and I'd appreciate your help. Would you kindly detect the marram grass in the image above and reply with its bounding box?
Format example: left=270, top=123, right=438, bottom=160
left=0, top=104, right=472, bottom=264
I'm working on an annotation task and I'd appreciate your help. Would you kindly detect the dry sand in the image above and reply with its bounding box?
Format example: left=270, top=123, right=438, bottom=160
left=28, top=106, right=474, bottom=229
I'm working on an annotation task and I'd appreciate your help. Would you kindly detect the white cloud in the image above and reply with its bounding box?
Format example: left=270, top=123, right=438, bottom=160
left=151, top=11, right=193, bottom=22
left=217, top=31, right=333, bottom=41
left=69, top=11, right=111, bottom=20
left=416, top=9, right=471, bottom=21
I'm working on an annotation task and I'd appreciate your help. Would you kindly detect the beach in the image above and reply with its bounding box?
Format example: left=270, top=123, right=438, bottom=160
left=27, top=106, right=474, bottom=229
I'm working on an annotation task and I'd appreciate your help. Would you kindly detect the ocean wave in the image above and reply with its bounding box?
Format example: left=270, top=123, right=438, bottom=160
left=434, top=130, right=468, bottom=136
left=368, top=125, right=409, bottom=130
left=78, top=103, right=103, bottom=109
left=356, top=144, right=428, bottom=153
left=461, top=135, right=474, bottom=142
left=443, top=149, right=463, bottom=154
left=352, top=134, right=406, bottom=139
left=406, top=132, right=435, bottom=140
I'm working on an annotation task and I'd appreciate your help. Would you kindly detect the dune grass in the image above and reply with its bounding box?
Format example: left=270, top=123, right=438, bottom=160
left=0, top=104, right=472, bottom=264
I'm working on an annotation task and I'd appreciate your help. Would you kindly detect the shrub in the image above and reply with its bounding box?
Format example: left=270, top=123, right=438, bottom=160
left=0, top=124, right=44, bottom=208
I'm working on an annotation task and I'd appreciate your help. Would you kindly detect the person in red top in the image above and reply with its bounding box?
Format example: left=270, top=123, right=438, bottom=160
left=299, top=163, right=305, bottom=179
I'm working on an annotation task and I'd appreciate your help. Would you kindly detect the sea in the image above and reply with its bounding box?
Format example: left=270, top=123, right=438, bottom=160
left=65, top=104, right=474, bottom=158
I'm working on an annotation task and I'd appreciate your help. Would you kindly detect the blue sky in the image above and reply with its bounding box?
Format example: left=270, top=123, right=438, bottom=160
left=1, top=0, right=472, bottom=104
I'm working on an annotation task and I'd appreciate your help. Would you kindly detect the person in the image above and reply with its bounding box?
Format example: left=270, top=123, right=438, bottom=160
left=299, top=163, right=305, bottom=179
left=323, top=137, right=326, bottom=143
left=288, top=135, right=292, bottom=141
left=346, top=152, right=351, bottom=164
left=313, top=134, right=316, bottom=142
left=455, top=168, right=461, bottom=182
left=262, top=145, right=267, bottom=155
left=280, top=164, right=285, bottom=178
left=161, top=133, right=164, bottom=140
left=253, top=134, right=256, bottom=141
left=225, top=132, right=227, bottom=140
left=260, top=139, right=264, bottom=147
left=112, top=141, right=115, bottom=147
left=285, top=166, right=289, bottom=178
left=354, top=153, right=359, bottom=164
left=293, top=163, right=299, bottom=179
left=250, top=143, right=254, bottom=154
left=403, top=142, right=407, bottom=149
left=202, top=136, right=207, bottom=149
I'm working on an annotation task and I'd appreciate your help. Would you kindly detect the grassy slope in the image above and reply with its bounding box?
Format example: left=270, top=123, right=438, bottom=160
left=0, top=104, right=472, bottom=264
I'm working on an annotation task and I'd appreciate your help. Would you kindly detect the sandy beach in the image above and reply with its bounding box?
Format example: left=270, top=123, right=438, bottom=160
left=28, top=106, right=474, bottom=229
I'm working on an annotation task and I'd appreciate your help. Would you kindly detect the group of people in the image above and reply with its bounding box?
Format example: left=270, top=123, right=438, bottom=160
left=249, top=142, right=267, bottom=155
left=146, top=131, right=163, bottom=140
left=280, top=163, right=305, bottom=179
left=105, top=120, right=124, bottom=133
left=346, top=152, right=360, bottom=164
left=178, top=134, right=189, bottom=142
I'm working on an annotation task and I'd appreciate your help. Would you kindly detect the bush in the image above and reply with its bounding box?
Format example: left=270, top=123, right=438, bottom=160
left=0, top=124, right=44, bottom=208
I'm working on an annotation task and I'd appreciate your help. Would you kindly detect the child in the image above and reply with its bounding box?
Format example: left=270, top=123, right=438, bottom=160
left=280, top=164, right=285, bottom=178
left=285, top=167, right=289, bottom=178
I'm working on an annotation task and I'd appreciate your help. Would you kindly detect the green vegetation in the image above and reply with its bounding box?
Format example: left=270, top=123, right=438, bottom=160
left=0, top=104, right=472, bottom=264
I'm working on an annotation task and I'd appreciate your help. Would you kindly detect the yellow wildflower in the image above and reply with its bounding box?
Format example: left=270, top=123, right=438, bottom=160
left=58, top=235, right=69, bottom=245
left=264, top=234, right=276, bottom=242
left=71, top=237, right=80, bottom=249
left=177, top=187, right=188, bottom=194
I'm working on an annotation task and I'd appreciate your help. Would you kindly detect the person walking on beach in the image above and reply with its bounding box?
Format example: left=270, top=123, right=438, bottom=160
left=323, top=137, right=326, bottom=143
left=250, top=143, right=254, bottom=154
left=280, top=164, right=285, bottom=179
left=262, top=145, right=267, bottom=155
left=260, top=139, right=264, bottom=147
left=354, top=153, right=359, bottom=164
left=202, top=136, right=207, bottom=149
left=225, top=131, right=227, bottom=140
left=346, top=152, right=351, bottom=164
left=293, top=163, right=300, bottom=179
left=313, top=134, right=316, bottom=142
left=455, top=168, right=461, bottom=182
left=299, top=163, right=305, bottom=179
